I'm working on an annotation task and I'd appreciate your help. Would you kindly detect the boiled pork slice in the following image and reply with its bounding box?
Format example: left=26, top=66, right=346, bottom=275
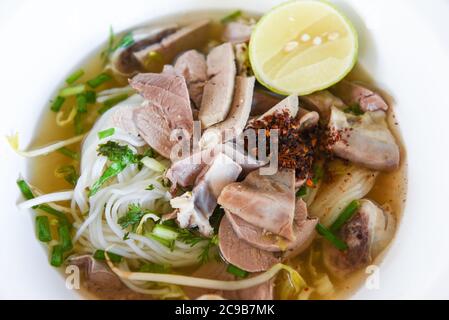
left=300, top=90, right=345, bottom=122
left=130, top=72, right=193, bottom=159
left=222, top=21, right=253, bottom=43
left=218, top=169, right=296, bottom=241
left=329, top=106, right=400, bottom=171
left=174, top=50, right=208, bottom=109
left=199, top=42, right=237, bottom=128
left=201, top=76, right=255, bottom=148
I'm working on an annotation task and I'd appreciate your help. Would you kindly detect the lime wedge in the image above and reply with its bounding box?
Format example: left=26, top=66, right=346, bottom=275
left=249, top=0, right=358, bottom=95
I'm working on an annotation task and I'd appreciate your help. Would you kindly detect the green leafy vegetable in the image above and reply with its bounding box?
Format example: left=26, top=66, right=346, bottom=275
left=87, top=73, right=112, bottom=88
left=58, top=224, right=73, bottom=252
left=316, top=223, right=348, bottom=251
left=198, top=235, right=219, bottom=264
left=57, top=147, right=79, bottom=160
left=98, top=93, right=129, bottom=114
left=50, top=96, right=66, bottom=112
left=98, top=128, right=115, bottom=140
left=55, top=165, right=79, bottom=186
left=330, top=200, right=360, bottom=232
left=36, top=216, right=52, bottom=242
left=221, top=10, right=242, bottom=23
left=50, top=245, right=64, bottom=267
left=65, top=69, right=85, bottom=85
left=93, top=249, right=123, bottom=263
left=59, top=84, right=86, bottom=97
left=227, top=263, right=248, bottom=278
left=118, top=204, right=153, bottom=231
left=89, top=141, right=140, bottom=196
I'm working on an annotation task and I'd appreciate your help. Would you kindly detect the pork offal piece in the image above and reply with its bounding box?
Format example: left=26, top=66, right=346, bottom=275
left=174, top=49, right=208, bottom=109
left=133, top=19, right=211, bottom=71
left=330, top=80, right=389, bottom=112
left=323, top=199, right=396, bottom=278
left=130, top=72, right=193, bottom=159
left=329, top=106, right=400, bottom=171
left=225, top=198, right=318, bottom=258
left=222, top=21, right=253, bottom=44
left=218, top=168, right=297, bottom=241
left=199, top=42, right=237, bottom=128
left=201, top=76, right=255, bottom=148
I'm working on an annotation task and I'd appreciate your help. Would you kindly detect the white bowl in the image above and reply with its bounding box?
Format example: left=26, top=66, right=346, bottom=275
left=1, top=0, right=449, bottom=299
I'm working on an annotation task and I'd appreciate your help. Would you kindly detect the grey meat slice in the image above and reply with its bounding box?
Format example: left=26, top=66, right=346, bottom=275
left=218, top=214, right=280, bottom=272
left=130, top=72, right=193, bottom=159
left=199, top=42, right=236, bottom=128
left=183, top=261, right=274, bottom=300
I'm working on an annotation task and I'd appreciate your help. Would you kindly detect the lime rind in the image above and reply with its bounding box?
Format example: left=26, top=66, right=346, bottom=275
left=249, top=0, right=359, bottom=96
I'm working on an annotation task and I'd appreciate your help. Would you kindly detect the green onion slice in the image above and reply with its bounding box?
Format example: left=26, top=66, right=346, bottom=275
left=59, top=84, right=86, bottom=97
left=93, top=249, right=123, bottom=263
left=330, top=200, right=360, bottom=232
left=50, top=96, right=66, bottom=112
left=36, top=216, right=52, bottom=242
left=226, top=264, right=249, bottom=278
left=50, top=245, right=64, bottom=267
left=316, top=223, right=348, bottom=251
left=98, top=128, right=115, bottom=140
left=87, top=73, right=112, bottom=88
left=221, top=10, right=242, bottom=23
left=58, top=224, right=73, bottom=252
left=65, top=69, right=85, bottom=85
left=57, top=147, right=79, bottom=160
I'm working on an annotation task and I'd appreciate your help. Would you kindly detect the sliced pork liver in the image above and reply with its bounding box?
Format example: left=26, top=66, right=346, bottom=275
left=330, top=80, right=389, bottom=112
left=201, top=76, right=255, bottom=147
left=174, top=50, right=208, bottom=109
left=251, top=95, right=299, bottom=124
left=225, top=199, right=317, bottom=258
left=130, top=73, right=193, bottom=159
left=199, top=42, right=236, bottom=128
left=329, top=106, right=400, bottom=171
left=219, top=214, right=280, bottom=272
left=184, top=261, right=274, bottom=300
left=134, top=20, right=210, bottom=71
left=323, top=200, right=396, bottom=278
left=218, top=169, right=296, bottom=241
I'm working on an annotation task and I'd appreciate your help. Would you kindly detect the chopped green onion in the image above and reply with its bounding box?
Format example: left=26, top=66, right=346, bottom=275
left=76, top=94, right=87, bottom=113
left=146, top=184, right=155, bottom=191
left=59, top=84, right=86, bottom=97
left=89, top=161, right=126, bottom=196
left=98, top=93, right=129, bottom=114
left=87, top=73, right=112, bottom=88
left=98, top=128, right=115, bottom=140
left=50, top=96, right=66, bottom=112
left=50, top=245, right=64, bottom=267
left=65, top=69, right=85, bottom=85
left=36, top=216, right=52, bottom=242
left=93, top=249, right=123, bottom=263
left=148, top=234, right=175, bottom=250
left=296, top=186, right=308, bottom=198
left=330, top=200, right=361, bottom=232
left=152, top=224, right=179, bottom=241
left=58, top=224, right=73, bottom=252
left=74, top=112, right=83, bottom=134
left=57, top=147, right=79, bottom=160
left=221, top=10, right=242, bottom=23
left=85, top=90, right=97, bottom=104
left=316, top=223, right=348, bottom=251
left=17, top=179, right=35, bottom=202
left=344, top=104, right=364, bottom=116
left=312, top=165, right=324, bottom=184
left=139, top=262, right=171, bottom=274
left=226, top=264, right=248, bottom=278
left=55, top=165, right=78, bottom=186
